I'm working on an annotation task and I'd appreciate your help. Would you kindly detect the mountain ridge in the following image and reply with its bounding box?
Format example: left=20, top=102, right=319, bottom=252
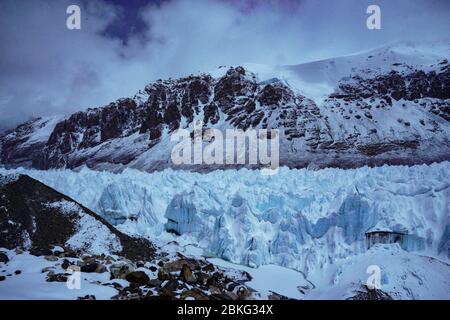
left=1, top=42, right=449, bottom=172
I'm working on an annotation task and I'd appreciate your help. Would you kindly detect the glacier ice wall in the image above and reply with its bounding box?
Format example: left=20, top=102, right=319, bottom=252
left=1, top=162, right=448, bottom=274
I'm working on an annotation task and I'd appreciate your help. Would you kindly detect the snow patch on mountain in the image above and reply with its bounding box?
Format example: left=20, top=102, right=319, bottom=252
left=24, top=116, right=65, bottom=145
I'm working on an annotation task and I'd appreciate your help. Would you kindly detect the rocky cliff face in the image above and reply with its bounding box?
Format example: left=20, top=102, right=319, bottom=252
left=1, top=43, right=449, bottom=172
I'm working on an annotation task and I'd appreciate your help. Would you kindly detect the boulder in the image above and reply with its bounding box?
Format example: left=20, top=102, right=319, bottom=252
left=241, top=271, right=252, bottom=281
left=46, top=273, right=68, bottom=282
left=80, top=263, right=98, bottom=273
left=222, top=290, right=238, bottom=300
left=51, top=246, right=64, bottom=255
left=208, top=285, right=221, bottom=295
left=180, top=289, right=209, bottom=300
left=157, top=268, right=172, bottom=281
left=95, top=264, right=107, bottom=273
left=163, top=279, right=181, bottom=291
left=162, top=258, right=201, bottom=273
left=125, top=271, right=150, bottom=285
left=103, top=281, right=124, bottom=291
left=147, top=279, right=163, bottom=288
left=202, top=263, right=215, bottom=273
left=157, top=288, right=175, bottom=300
left=126, top=293, right=142, bottom=300
left=104, top=256, right=116, bottom=265
left=82, top=255, right=96, bottom=264
left=226, top=281, right=240, bottom=292
left=236, top=286, right=252, bottom=300
left=195, top=271, right=210, bottom=285
left=268, top=292, right=289, bottom=300
left=123, top=285, right=141, bottom=294
left=77, top=295, right=96, bottom=300
left=110, top=263, right=134, bottom=280
left=30, top=248, right=53, bottom=257
left=44, top=255, right=58, bottom=262
left=206, top=272, right=222, bottom=287
left=61, top=259, right=71, bottom=270
left=180, top=264, right=197, bottom=283
left=61, top=248, right=78, bottom=258
left=41, top=267, right=54, bottom=273
left=0, top=252, right=9, bottom=264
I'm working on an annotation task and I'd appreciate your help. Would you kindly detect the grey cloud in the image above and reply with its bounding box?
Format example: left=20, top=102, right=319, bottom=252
left=0, top=0, right=448, bottom=131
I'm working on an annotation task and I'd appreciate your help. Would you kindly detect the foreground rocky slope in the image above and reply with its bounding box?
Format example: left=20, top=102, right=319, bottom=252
left=0, top=247, right=260, bottom=300
left=0, top=174, right=154, bottom=261
left=1, top=42, right=449, bottom=172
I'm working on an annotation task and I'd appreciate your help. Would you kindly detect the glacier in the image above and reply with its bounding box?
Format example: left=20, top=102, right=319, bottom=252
left=1, top=161, right=448, bottom=278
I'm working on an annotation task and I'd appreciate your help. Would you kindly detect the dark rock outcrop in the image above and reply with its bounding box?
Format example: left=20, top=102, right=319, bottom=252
left=0, top=252, right=9, bottom=264
left=0, top=174, right=155, bottom=262
left=125, top=271, right=150, bottom=285
left=347, top=286, right=393, bottom=300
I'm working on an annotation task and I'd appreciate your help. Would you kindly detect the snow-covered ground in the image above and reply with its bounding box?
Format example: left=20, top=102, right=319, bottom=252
left=207, top=257, right=313, bottom=299
left=0, top=250, right=117, bottom=300
left=305, top=243, right=449, bottom=300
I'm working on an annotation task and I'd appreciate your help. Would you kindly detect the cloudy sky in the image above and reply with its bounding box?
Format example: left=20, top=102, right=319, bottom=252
left=0, top=0, right=448, bottom=131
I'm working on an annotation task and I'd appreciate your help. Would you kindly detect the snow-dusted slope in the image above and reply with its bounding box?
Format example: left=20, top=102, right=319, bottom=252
left=0, top=173, right=155, bottom=261
left=1, top=41, right=449, bottom=172
left=0, top=115, right=64, bottom=167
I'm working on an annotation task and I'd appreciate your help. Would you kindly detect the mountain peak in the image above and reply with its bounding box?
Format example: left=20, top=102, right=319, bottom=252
left=1, top=43, right=449, bottom=173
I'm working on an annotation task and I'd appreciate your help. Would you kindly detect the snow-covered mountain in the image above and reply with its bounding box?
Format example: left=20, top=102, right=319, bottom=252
left=1, top=41, right=449, bottom=172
